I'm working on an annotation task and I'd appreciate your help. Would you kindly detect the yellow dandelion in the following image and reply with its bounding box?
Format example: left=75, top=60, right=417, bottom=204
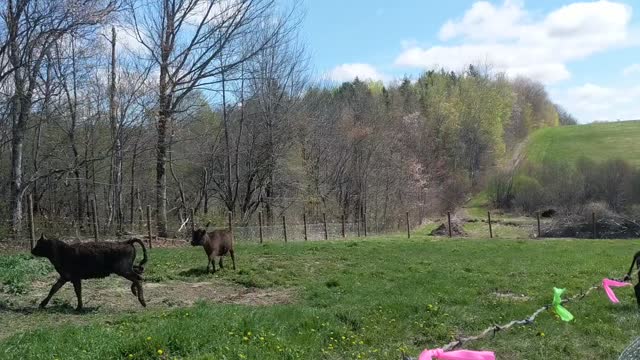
left=243, top=336, right=249, bottom=341
left=128, top=355, right=133, bottom=359
left=157, top=349, right=164, bottom=355
left=146, top=337, right=152, bottom=341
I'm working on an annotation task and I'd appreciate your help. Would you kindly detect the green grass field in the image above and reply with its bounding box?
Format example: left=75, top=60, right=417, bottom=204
left=1, top=237, right=639, bottom=360
left=525, top=120, right=640, bottom=166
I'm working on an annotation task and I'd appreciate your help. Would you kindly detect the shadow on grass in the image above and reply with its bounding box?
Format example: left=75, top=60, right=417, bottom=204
left=178, top=267, right=211, bottom=277
left=0, top=301, right=99, bottom=315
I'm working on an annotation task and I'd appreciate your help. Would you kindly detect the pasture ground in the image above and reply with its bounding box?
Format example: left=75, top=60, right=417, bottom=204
left=1, top=235, right=639, bottom=359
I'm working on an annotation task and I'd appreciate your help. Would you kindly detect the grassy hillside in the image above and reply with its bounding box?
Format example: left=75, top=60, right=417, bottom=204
left=525, top=120, right=640, bottom=167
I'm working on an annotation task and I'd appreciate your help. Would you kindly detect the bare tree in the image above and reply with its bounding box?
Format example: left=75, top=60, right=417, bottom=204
left=127, top=0, right=289, bottom=236
left=2, top=0, right=117, bottom=237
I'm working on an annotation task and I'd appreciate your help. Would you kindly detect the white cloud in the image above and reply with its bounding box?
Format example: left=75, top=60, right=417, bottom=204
left=623, top=63, right=640, bottom=75
left=395, top=0, right=634, bottom=84
left=327, top=63, right=387, bottom=82
left=558, top=83, right=640, bottom=122
left=438, top=0, right=528, bottom=42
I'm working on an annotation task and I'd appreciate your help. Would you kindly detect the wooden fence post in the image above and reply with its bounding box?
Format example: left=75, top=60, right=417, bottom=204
left=258, top=211, right=263, bottom=244
left=146, top=205, right=152, bottom=249
left=282, top=215, right=287, bottom=243
left=447, top=211, right=452, bottom=238
left=323, top=213, right=328, bottom=240
left=303, top=213, right=308, bottom=241
left=406, top=211, right=410, bottom=239
left=28, top=194, right=35, bottom=250
left=537, top=212, right=541, bottom=238
left=91, top=199, right=99, bottom=241
left=488, top=211, right=493, bottom=239
left=357, top=216, right=360, bottom=237
left=138, top=207, right=144, bottom=235
left=363, top=212, right=368, bottom=237
left=341, top=214, right=345, bottom=238
left=592, top=212, right=597, bottom=239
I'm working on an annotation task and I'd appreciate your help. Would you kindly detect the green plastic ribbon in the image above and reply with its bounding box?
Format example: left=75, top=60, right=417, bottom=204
left=552, top=287, right=574, bottom=322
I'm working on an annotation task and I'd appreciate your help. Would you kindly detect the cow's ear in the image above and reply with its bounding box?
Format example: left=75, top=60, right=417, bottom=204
left=39, top=233, right=46, bottom=241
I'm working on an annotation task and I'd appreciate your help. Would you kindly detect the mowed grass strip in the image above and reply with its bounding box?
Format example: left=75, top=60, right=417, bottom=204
left=526, top=120, right=640, bottom=167
left=1, top=237, right=639, bottom=359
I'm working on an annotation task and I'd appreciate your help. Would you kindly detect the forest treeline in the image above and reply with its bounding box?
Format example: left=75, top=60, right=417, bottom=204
left=0, top=0, right=576, bottom=239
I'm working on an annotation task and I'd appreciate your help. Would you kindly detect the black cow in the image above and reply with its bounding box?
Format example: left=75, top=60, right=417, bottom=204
left=31, top=235, right=148, bottom=310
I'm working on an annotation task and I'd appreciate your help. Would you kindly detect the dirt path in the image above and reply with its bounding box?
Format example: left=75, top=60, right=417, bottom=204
left=0, top=278, right=295, bottom=340
left=508, top=137, right=529, bottom=170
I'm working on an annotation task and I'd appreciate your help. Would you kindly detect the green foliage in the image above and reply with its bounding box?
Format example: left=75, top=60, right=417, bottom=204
left=512, top=175, right=543, bottom=212
left=502, top=153, right=640, bottom=212
left=487, top=169, right=515, bottom=208
left=0, top=254, right=52, bottom=295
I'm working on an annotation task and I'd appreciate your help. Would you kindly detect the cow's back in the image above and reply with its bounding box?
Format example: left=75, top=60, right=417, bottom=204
left=63, top=242, right=133, bottom=279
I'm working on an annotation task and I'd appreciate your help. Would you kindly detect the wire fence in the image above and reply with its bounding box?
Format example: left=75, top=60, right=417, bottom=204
left=1, top=205, right=631, bottom=255
left=0, top=207, right=394, bottom=254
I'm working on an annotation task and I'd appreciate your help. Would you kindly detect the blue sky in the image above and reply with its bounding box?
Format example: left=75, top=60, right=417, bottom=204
left=298, top=0, right=640, bottom=123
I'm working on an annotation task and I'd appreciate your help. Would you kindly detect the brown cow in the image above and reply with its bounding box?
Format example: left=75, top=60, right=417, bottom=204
left=190, top=222, right=236, bottom=273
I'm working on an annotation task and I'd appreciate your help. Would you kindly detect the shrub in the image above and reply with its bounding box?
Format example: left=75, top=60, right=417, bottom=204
left=512, top=175, right=543, bottom=213
left=487, top=169, right=514, bottom=208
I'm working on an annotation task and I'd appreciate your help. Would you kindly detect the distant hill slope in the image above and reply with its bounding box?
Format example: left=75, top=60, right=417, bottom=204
left=525, top=120, right=640, bottom=167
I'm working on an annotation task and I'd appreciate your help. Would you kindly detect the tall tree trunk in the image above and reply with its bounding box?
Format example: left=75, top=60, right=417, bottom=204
left=155, top=0, right=174, bottom=237
left=70, top=40, right=84, bottom=231
left=10, top=91, right=25, bottom=238
left=156, top=104, right=169, bottom=237
left=221, top=68, right=233, bottom=212
left=109, top=26, right=123, bottom=232
left=8, top=1, right=24, bottom=239
left=203, top=168, right=209, bottom=214
left=130, top=141, right=138, bottom=225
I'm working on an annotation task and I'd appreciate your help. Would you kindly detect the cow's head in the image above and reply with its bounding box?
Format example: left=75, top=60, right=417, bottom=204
left=190, top=221, right=211, bottom=246
left=31, top=234, right=53, bottom=258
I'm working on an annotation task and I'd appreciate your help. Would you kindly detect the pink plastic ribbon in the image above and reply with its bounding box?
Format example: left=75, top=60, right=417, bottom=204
left=602, top=278, right=632, bottom=303
left=418, top=348, right=495, bottom=360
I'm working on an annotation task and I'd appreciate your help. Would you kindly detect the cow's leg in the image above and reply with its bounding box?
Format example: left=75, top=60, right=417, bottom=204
left=122, top=272, right=146, bottom=307
left=40, top=277, right=67, bottom=309
left=133, top=279, right=146, bottom=307
left=210, top=256, right=216, bottom=273
left=72, top=280, right=83, bottom=311
left=219, top=256, right=224, bottom=269
left=635, top=282, right=640, bottom=308
left=230, top=249, right=236, bottom=270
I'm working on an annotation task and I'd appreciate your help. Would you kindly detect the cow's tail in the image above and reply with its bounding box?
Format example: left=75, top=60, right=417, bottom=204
left=127, top=238, right=148, bottom=274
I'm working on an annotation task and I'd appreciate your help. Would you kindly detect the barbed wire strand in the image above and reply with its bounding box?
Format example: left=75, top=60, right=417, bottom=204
left=405, top=269, right=639, bottom=359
